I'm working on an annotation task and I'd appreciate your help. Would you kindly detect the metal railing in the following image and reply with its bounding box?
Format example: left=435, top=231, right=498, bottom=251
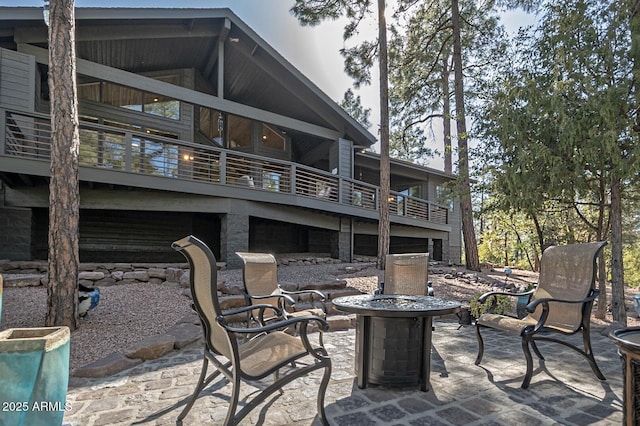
left=2, top=109, right=448, bottom=225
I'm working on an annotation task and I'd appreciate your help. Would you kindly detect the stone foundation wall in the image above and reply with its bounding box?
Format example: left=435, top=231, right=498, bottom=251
left=0, top=255, right=376, bottom=289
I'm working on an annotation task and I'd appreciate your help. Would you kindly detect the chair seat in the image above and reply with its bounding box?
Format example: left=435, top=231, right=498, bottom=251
left=477, top=314, right=538, bottom=334
left=478, top=313, right=580, bottom=335
left=239, top=331, right=307, bottom=377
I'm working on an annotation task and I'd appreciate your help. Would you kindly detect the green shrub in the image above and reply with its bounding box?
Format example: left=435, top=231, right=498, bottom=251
left=470, top=293, right=513, bottom=318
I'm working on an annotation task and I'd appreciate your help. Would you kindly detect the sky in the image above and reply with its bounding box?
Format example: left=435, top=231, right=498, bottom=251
left=1, top=0, right=537, bottom=170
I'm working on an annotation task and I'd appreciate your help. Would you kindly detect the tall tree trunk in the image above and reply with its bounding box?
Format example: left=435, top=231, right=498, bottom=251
left=442, top=56, right=452, bottom=175
left=595, top=176, right=608, bottom=319
left=451, top=0, right=479, bottom=271
left=610, top=176, right=626, bottom=325
left=531, top=213, right=544, bottom=271
left=46, top=0, right=80, bottom=330
left=376, top=0, right=391, bottom=269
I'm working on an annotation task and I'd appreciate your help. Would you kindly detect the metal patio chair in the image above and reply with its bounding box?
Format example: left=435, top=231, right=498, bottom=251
left=475, top=241, right=607, bottom=389
left=378, top=252, right=431, bottom=295
left=172, top=236, right=332, bottom=426
left=236, top=251, right=327, bottom=344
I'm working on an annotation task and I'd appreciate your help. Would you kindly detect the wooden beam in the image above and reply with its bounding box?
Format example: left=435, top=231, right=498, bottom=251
left=204, top=18, right=231, bottom=83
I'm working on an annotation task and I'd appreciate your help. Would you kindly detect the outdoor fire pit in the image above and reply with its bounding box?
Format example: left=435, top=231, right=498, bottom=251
left=332, top=294, right=460, bottom=391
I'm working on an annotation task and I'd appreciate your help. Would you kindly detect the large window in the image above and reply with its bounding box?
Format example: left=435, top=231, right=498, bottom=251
left=261, top=124, right=286, bottom=151
left=79, top=128, right=127, bottom=170
left=131, top=137, right=179, bottom=177
left=228, top=115, right=252, bottom=148
left=78, top=75, right=181, bottom=120
left=199, top=107, right=224, bottom=145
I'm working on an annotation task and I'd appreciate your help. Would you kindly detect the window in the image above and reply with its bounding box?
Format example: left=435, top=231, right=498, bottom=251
left=199, top=107, right=224, bottom=144
left=79, top=128, right=126, bottom=170
left=131, top=137, right=179, bottom=177
left=228, top=115, right=252, bottom=148
left=78, top=75, right=181, bottom=120
left=261, top=124, right=285, bottom=151
left=143, top=92, right=179, bottom=120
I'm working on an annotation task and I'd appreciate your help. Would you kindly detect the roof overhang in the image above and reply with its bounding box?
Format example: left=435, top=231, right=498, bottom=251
left=0, top=7, right=376, bottom=147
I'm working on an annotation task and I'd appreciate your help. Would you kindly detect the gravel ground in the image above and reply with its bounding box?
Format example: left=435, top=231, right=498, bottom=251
left=1, top=261, right=637, bottom=374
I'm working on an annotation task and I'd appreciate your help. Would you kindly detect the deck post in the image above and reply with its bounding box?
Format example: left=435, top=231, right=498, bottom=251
left=0, top=109, right=5, bottom=155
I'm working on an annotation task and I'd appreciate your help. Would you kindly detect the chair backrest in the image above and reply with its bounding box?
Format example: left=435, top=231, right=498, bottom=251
left=384, top=253, right=429, bottom=295
left=530, top=241, right=606, bottom=330
left=172, top=236, right=233, bottom=359
left=236, top=252, right=282, bottom=307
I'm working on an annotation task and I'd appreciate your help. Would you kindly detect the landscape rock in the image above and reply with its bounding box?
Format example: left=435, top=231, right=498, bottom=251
left=79, top=271, right=105, bottom=281
left=125, top=334, right=175, bottom=361
left=166, top=323, right=202, bottom=348
left=165, top=267, right=184, bottom=283
left=111, top=271, right=124, bottom=281
left=148, top=268, right=167, bottom=279
left=123, top=270, right=150, bottom=281
left=74, top=352, right=143, bottom=378
left=327, top=315, right=353, bottom=330
left=3, top=274, right=43, bottom=287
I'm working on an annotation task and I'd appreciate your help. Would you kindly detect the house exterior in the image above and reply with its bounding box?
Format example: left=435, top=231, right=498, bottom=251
left=0, top=7, right=461, bottom=268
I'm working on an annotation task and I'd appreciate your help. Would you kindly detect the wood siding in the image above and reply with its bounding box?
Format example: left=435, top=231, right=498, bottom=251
left=0, top=48, right=35, bottom=113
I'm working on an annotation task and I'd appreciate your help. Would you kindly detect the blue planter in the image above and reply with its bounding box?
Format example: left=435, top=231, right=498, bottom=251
left=0, top=327, right=70, bottom=426
left=633, top=295, right=640, bottom=317
left=516, top=295, right=531, bottom=318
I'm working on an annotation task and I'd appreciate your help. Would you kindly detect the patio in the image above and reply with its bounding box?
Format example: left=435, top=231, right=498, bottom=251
left=63, top=320, right=623, bottom=425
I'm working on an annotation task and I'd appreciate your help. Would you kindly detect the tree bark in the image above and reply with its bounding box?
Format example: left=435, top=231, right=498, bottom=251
left=46, top=0, right=80, bottom=330
left=610, top=176, right=626, bottom=325
left=442, top=56, right=452, bottom=175
left=451, top=0, right=480, bottom=271
left=376, top=0, right=391, bottom=270
left=595, top=176, right=608, bottom=319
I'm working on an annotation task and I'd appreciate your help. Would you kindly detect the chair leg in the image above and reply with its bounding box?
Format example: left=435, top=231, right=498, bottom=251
left=224, top=373, right=242, bottom=426
left=582, top=329, right=606, bottom=380
left=521, top=335, right=535, bottom=389
left=317, top=361, right=332, bottom=426
left=177, top=356, right=210, bottom=424
left=530, top=339, right=544, bottom=360
left=474, top=324, right=485, bottom=365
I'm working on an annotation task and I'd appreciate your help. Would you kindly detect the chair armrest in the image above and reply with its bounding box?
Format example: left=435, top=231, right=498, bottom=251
left=248, top=293, right=297, bottom=306
left=525, top=289, right=599, bottom=313
left=219, top=313, right=329, bottom=335
left=281, top=289, right=327, bottom=301
left=220, top=303, right=283, bottom=318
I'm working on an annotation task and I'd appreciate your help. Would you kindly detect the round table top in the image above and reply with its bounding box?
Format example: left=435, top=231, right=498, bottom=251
left=332, top=294, right=460, bottom=318
left=610, top=327, right=640, bottom=352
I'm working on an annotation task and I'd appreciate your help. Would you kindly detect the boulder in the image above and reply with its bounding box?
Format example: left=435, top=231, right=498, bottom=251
left=73, top=352, right=143, bottom=378
left=78, top=271, right=105, bottom=281
left=123, top=270, right=149, bottom=282
left=166, top=323, right=202, bottom=349
left=3, top=274, right=43, bottom=287
left=125, top=334, right=175, bottom=361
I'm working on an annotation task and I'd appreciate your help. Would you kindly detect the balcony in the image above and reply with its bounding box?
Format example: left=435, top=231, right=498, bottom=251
left=1, top=109, right=449, bottom=226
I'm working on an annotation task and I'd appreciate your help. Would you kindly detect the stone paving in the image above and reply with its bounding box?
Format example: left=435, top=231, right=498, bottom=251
left=63, top=321, right=624, bottom=425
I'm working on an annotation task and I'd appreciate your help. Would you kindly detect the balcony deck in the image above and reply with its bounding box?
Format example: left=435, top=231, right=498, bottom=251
left=0, top=108, right=449, bottom=231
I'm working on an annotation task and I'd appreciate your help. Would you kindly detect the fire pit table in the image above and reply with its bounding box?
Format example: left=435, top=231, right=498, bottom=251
left=332, top=294, right=460, bottom=391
